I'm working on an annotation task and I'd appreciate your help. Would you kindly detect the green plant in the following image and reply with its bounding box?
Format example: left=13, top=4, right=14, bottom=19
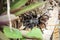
left=27, top=27, right=43, bottom=40
left=11, top=0, right=28, bottom=10
left=15, top=2, right=45, bottom=16
left=3, top=26, right=22, bottom=38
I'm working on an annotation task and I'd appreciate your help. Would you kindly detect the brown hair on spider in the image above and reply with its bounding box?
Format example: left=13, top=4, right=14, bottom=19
left=38, top=14, right=49, bottom=33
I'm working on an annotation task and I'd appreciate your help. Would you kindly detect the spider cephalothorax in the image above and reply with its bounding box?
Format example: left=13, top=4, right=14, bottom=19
left=21, top=12, right=38, bottom=30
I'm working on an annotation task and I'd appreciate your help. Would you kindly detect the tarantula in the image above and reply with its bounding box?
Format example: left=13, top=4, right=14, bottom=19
left=19, top=11, right=49, bottom=32
left=20, top=12, right=37, bottom=30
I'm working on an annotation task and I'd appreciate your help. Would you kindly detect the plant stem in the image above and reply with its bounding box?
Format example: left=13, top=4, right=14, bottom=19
left=7, top=0, right=12, bottom=30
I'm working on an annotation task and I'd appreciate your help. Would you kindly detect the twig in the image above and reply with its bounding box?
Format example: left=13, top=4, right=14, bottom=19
left=7, top=0, right=12, bottom=30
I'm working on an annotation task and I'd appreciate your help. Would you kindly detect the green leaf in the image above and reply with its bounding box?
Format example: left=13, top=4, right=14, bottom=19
left=15, top=2, right=45, bottom=16
left=21, top=38, right=26, bottom=40
left=11, top=0, right=28, bottom=10
left=10, top=0, right=20, bottom=7
left=3, top=26, right=22, bottom=38
left=26, top=27, right=43, bottom=40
